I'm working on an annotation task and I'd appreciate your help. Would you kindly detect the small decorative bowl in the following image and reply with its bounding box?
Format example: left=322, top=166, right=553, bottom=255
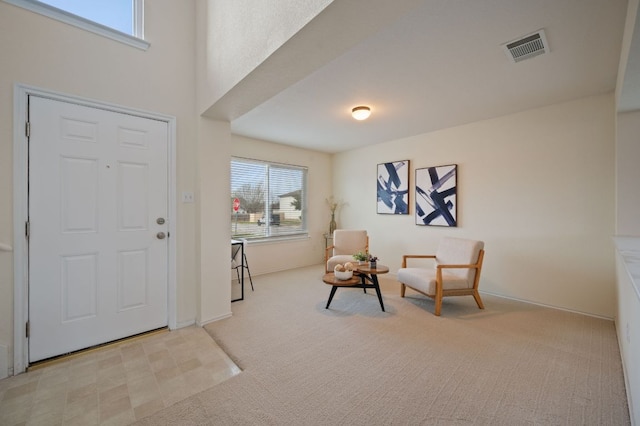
left=334, top=270, right=353, bottom=280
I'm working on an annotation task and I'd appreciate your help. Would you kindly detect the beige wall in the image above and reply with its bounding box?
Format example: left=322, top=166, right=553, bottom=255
left=198, top=0, right=333, bottom=113
left=0, top=0, right=202, bottom=372
left=196, top=118, right=233, bottom=325
left=616, top=110, right=640, bottom=235
left=333, top=94, right=616, bottom=318
left=230, top=135, right=333, bottom=274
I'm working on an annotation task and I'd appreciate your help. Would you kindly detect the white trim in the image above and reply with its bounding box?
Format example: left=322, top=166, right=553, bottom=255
left=244, top=234, right=310, bottom=245
left=12, top=85, right=29, bottom=376
left=133, top=0, right=144, bottom=39
left=13, top=83, right=177, bottom=374
left=167, top=99, right=178, bottom=331
left=2, top=0, right=149, bottom=51
left=389, top=271, right=614, bottom=320
left=478, top=290, right=614, bottom=321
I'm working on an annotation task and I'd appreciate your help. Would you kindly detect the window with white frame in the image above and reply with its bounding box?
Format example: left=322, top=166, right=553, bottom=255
left=231, top=157, right=307, bottom=240
left=3, top=0, right=148, bottom=49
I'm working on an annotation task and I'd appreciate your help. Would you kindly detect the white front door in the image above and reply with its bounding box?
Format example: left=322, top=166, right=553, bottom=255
left=28, top=96, right=169, bottom=362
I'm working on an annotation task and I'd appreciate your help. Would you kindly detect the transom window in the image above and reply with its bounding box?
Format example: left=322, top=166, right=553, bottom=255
left=231, top=157, right=308, bottom=240
left=39, top=0, right=136, bottom=34
left=3, top=0, right=148, bottom=49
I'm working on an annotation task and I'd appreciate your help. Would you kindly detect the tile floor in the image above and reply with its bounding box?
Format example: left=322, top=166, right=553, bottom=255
left=0, top=326, right=241, bottom=425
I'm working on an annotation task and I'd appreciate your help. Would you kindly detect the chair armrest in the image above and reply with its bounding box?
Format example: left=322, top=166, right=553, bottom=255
left=435, top=249, right=484, bottom=271
left=435, top=249, right=484, bottom=278
left=401, top=254, right=435, bottom=268
left=436, top=263, right=479, bottom=270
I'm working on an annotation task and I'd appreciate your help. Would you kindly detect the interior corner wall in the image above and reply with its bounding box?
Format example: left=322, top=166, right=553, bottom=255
left=230, top=134, right=333, bottom=275
left=333, top=93, right=616, bottom=318
left=0, top=1, right=199, bottom=374
left=615, top=110, right=640, bottom=236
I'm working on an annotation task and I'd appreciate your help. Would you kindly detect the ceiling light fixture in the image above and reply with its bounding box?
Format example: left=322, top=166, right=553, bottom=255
left=351, top=106, right=371, bottom=120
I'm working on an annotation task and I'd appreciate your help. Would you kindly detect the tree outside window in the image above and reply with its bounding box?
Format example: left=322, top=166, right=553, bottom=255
left=231, top=158, right=307, bottom=239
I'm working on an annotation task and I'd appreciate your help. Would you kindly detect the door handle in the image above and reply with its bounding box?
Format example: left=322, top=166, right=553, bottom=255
left=156, top=232, right=166, bottom=240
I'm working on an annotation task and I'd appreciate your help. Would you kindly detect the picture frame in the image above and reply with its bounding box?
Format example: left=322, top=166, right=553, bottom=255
left=377, top=160, right=410, bottom=214
left=415, top=164, right=457, bottom=226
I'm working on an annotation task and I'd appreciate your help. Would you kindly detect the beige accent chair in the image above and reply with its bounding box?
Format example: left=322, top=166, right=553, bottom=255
left=397, top=237, right=485, bottom=316
left=325, top=229, right=369, bottom=273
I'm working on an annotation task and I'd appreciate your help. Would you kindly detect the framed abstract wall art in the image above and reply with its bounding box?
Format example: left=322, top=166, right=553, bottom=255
left=415, top=164, right=457, bottom=226
left=377, top=160, right=410, bottom=214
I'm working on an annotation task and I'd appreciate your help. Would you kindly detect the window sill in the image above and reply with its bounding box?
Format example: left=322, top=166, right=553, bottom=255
left=3, top=0, right=150, bottom=50
left=240, top=234, right=310, bottom=245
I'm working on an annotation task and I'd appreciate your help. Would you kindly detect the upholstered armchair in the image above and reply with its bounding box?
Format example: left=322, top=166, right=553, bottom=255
left=397, top=237, right=485, bottom=316
left=325, top=229, right=369, bottom=273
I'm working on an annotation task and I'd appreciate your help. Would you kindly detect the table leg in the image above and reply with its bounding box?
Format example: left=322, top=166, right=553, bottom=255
left=240, top=242, right=245, bottom=300
left=231, top=241, right=245, bottom=302
left=326, top=286, right=338, bottom=309
left=370, top=275, right=385, bottom=312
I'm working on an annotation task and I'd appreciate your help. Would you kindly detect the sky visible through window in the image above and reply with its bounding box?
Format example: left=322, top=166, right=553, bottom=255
left=38, top=0, right=133, bottom=34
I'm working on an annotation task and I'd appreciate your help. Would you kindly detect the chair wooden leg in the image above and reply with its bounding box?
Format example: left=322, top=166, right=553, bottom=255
left=473, top=291, right=485, bottom=309
left=434, top=295, right=442, bottom=316
left=400, top=283, right=406, bottom=297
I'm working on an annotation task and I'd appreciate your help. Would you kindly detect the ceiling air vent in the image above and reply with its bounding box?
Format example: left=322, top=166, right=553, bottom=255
left=502, top=29, right=549, bottom=63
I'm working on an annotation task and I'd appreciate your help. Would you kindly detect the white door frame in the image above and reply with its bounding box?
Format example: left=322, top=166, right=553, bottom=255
left=12, top=84, right=177, bottom=374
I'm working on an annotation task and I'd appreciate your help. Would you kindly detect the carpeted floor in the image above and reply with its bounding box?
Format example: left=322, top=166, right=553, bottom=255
left=135, top=265, right=630, bottom=425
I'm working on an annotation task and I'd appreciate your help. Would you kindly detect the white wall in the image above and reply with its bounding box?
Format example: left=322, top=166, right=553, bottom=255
left=230, top=135, right=333, bottom=275
left=197, top=118, right=233, bottom=325
left=197, top=0, right=426, bottom=121
left=333, top=94, right=616, bottom=318
left=199, top=0, right=333, bottom=113
left=0, top=0, right=201, bottom=374
left=614, top=238, right=640, bottom=425
left=616, top=110, right=640, bottom=235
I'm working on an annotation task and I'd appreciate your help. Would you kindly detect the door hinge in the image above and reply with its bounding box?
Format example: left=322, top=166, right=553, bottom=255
left=26, top=321, right=30, bottom=338
left=25, top=121, right=30, bottom=138
left=25, top=221, right=30, bottom=240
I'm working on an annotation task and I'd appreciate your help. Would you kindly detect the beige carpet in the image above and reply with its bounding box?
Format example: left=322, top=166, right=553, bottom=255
left=136, top=265, right=630, bottom=425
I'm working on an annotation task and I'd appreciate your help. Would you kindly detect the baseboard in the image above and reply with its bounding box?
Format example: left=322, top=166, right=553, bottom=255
left=197, top=312, right=232, bottom=327
left=385, top=270, right=613, bottom=320
left=479, top=290, right=614, bottom=321
left=0, top=344, right=7, bottom=379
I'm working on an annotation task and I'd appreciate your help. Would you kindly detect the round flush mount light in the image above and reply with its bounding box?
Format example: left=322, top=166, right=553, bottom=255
left=351, top=106, right=371, bottom=120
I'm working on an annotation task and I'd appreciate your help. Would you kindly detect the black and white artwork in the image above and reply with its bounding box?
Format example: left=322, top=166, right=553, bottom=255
left=415, top=164, right=457, bottom=226
left=377, top=160, right=409, bottom=214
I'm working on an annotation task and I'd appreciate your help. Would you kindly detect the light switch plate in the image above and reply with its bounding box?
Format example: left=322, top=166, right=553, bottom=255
left=182, top=191, right=195, bottom=203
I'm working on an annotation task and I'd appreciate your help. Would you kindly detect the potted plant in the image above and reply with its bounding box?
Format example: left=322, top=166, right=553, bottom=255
left=353, top=251, right=368, bottom=265
left=368, top=255, right=378, bottom=269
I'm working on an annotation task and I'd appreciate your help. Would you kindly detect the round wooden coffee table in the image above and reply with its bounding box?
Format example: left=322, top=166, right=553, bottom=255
left=322, top=272, right=360, bottom=287
left=322, top=267, right=387, bottom=311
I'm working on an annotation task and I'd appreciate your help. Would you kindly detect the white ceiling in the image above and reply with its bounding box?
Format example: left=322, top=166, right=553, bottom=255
left=227, top=0, right=630, bottom=153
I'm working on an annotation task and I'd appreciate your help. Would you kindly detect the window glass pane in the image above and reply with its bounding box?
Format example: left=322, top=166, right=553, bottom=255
left=37, top=0, right=133, bottom=34
left=231, top=158, right=307, bottom=240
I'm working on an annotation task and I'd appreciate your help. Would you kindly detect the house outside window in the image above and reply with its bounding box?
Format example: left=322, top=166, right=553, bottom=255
left=231, top=157, right=307, bottom=240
